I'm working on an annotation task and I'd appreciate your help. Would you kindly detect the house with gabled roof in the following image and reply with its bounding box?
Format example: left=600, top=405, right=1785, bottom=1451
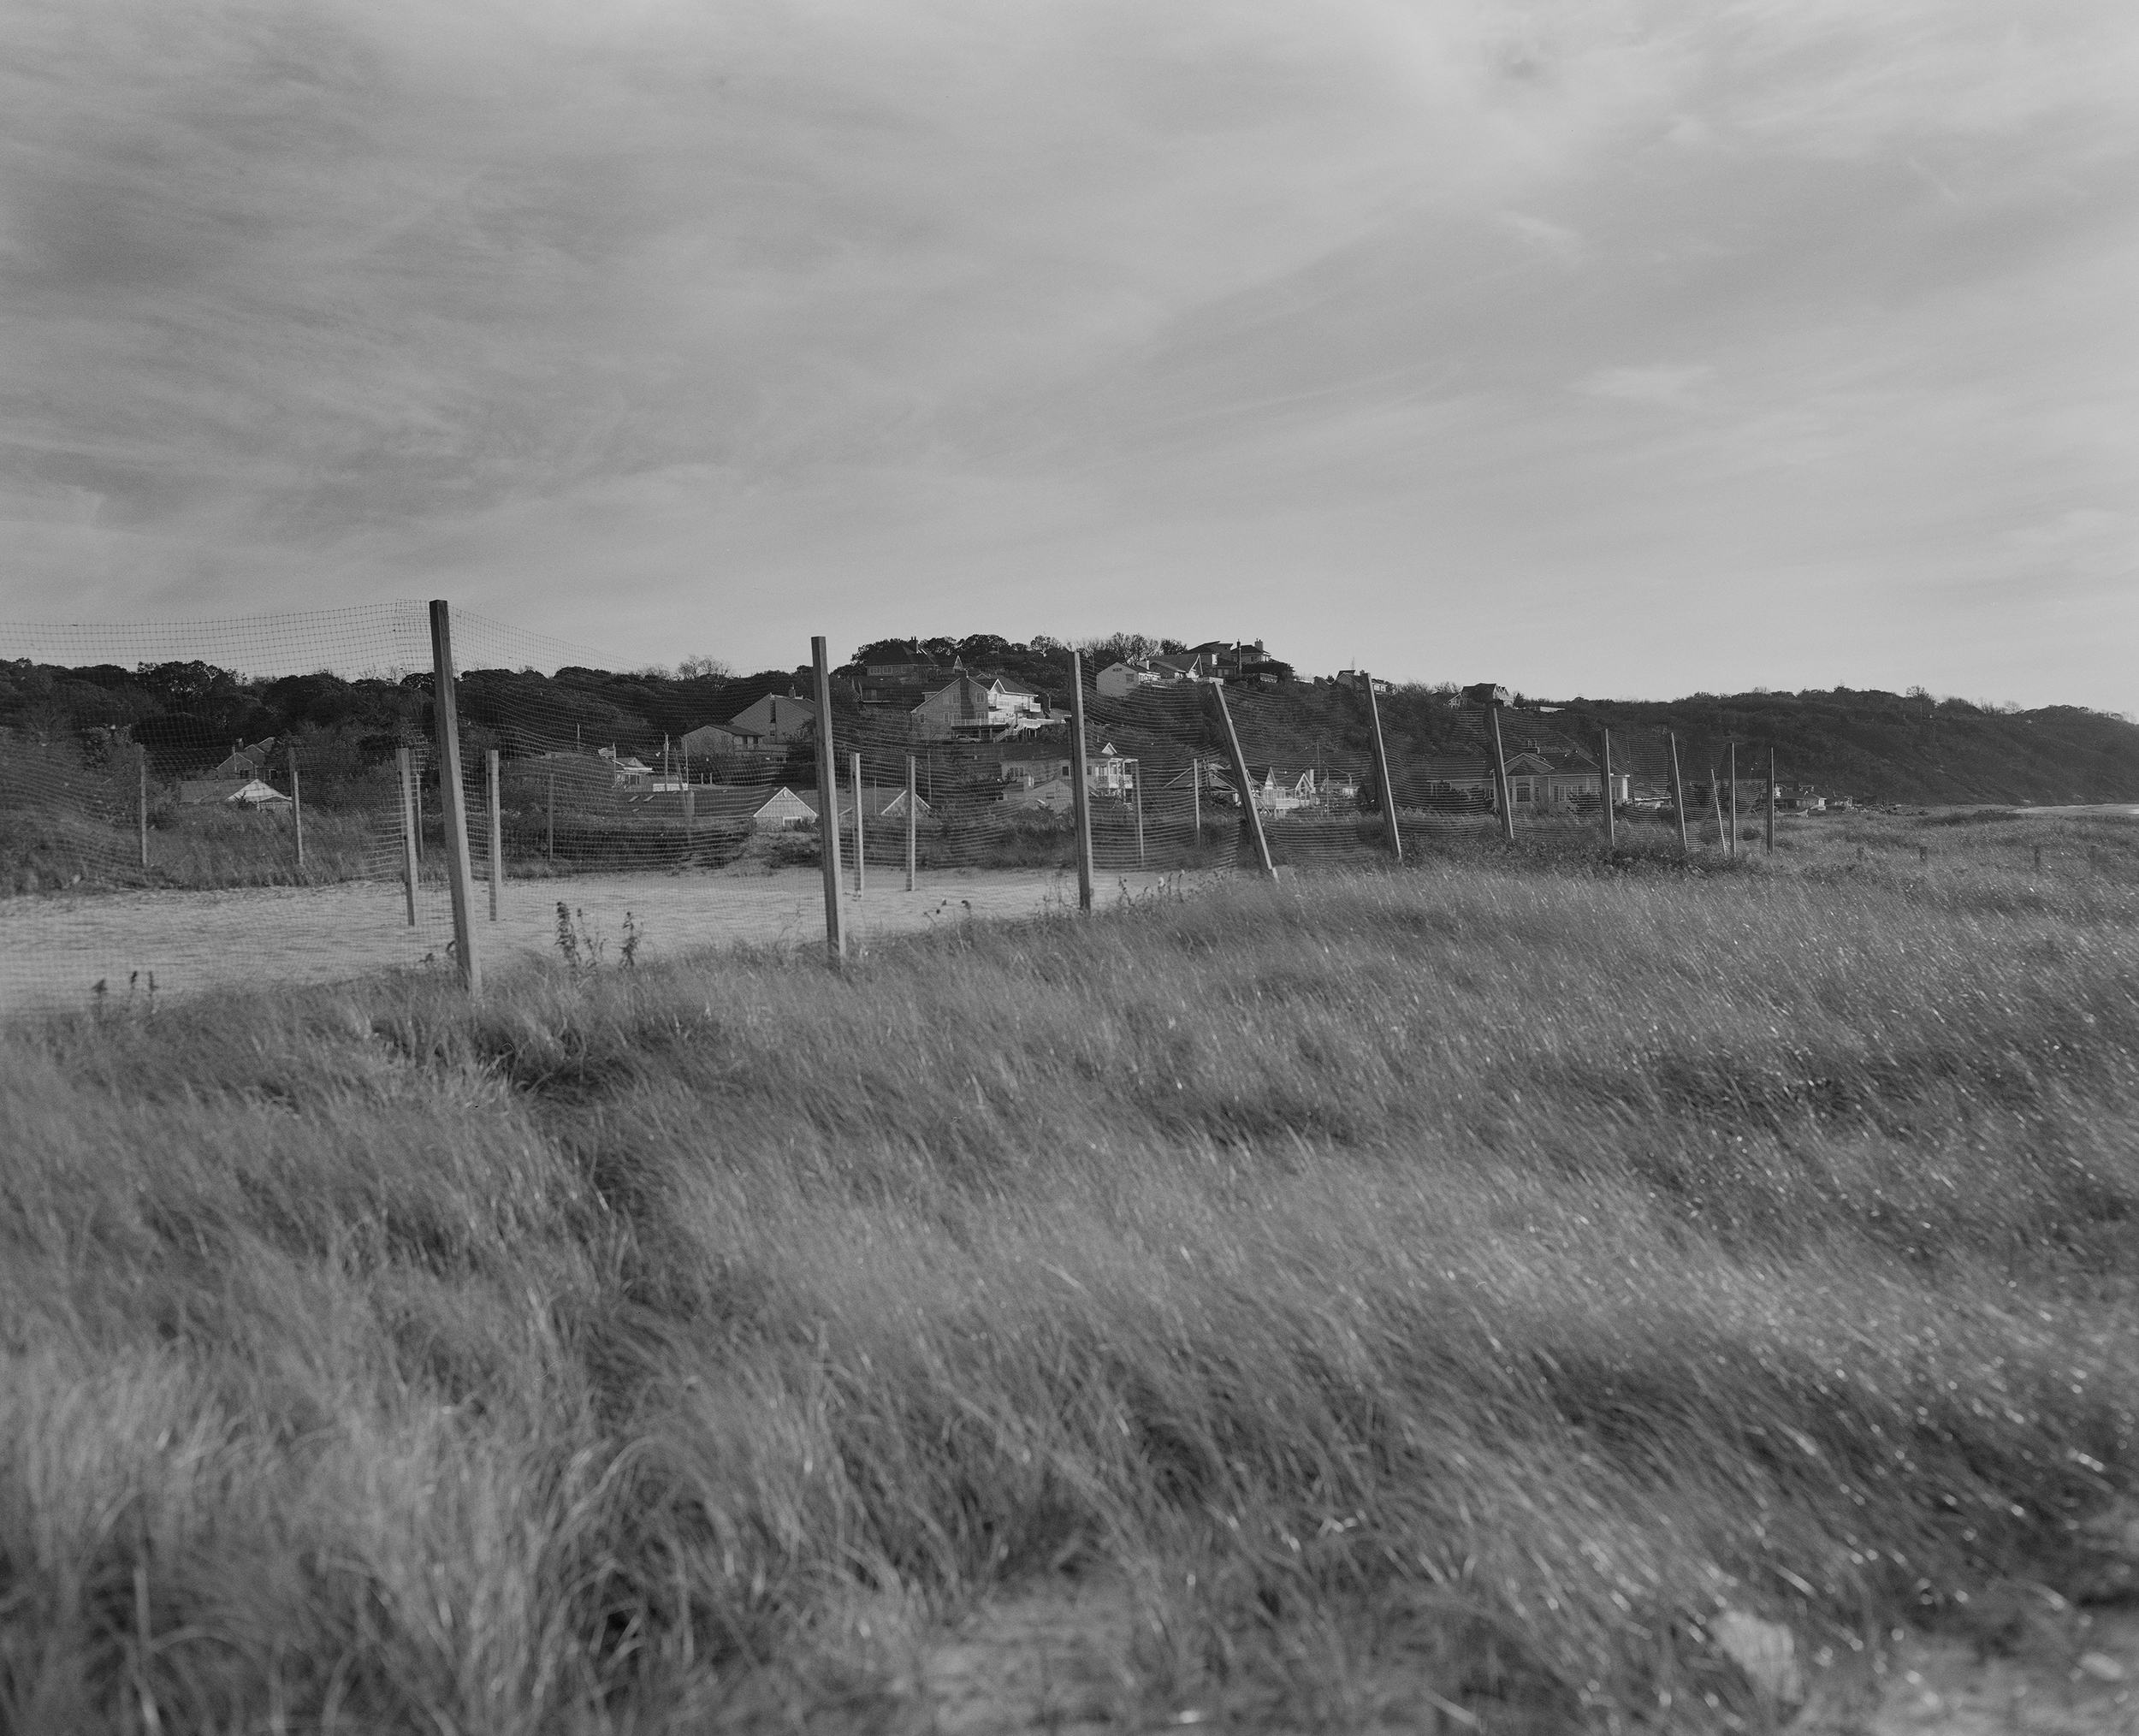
left=726, top=693, right=817, bottom=744
left=682, top=785, right=824, bottom=829
left=178, top=776, right=290, bottom=808
left=911, top=667, right=1048, bottom=741
left=1096, top=653, right=1223, bottom=698
left=679, top=722, right=754, bottom=761
left=210, top=738, right=277, bottom=779
left=597, top=746, right=655, bottom=788
left=1418, top=750, right=1629, bottom=810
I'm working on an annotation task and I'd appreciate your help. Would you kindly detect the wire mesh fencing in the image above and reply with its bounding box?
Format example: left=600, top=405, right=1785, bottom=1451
left=3, top=607, right=1797, bottom=1015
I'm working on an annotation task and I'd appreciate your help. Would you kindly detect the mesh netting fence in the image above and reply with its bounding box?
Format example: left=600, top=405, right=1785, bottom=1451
left=2, top=607, right=1797, bottom=1015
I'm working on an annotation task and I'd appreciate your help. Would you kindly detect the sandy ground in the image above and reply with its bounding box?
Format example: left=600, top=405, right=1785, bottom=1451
left=856, top=1581, right=2139, bottom=1733
left=0, top=864, right=1202, bottom=1016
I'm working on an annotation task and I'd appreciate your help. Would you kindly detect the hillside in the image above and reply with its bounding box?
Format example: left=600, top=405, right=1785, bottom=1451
left=1545, top=690, right=2139, bottom=807
left=5, top=647, right=2136, bottom=809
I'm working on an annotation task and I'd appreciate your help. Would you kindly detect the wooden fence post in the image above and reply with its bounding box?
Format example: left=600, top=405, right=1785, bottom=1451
left=905, top=754, right=917, bottom=892
left=546, top=771, right=555, bottom=867
left=1191, top=756, right=1200, bottom=842
left=1212, top=679, right=1277, bottom=880
left=486, top=748, right=501, bottom=921
left=428, top=601, right=481, bottom=994
left=1599, top=728, right=1616, bottom=850
left=397, top=747, right=419, bottom=926
left=1486, top=705, right=1517, bottom=844
left=1068, top=652, right=1096, bottom=911
left=1709, top=767, right=1726, bottom=848
left=137, top=744, right=151, bottom=871
left=1727, top=740, right=1739, bottom=859
left=1131, top=759, right=1145, bottom=867
left=1766, top=747, right=1776, bottom=854
left=288, top=744, right=305, bottom=872
left=1668, top=731, right=1690, bottom=855
left=850, top=750, right=866, bottom=898
left=1360, top=672, right=1401, bottom=864
left=810, top=636, right=845, bottom=963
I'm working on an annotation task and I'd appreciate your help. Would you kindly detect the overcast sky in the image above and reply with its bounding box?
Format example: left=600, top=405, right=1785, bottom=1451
left=4, top=1, right=2135, bottom=705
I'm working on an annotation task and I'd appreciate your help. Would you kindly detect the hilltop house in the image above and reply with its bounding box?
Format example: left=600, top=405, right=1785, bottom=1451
left=1334, top=670, right=1393, bottom=694
left=1096, top=652, right=1224, bottom=699
left=1188, top=640, right=1286, bottom=684
left=910, top=669, right=1048, bottom=741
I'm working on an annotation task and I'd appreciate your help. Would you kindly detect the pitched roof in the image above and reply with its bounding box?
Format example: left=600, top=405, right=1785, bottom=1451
left=915, top=673, right=997, bottom=721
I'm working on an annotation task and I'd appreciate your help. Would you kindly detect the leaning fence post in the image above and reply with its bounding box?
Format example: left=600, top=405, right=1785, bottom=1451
left=486, top=748, right=501, bottom=921
left=810, top=636, right=845, bottom=963
left=850, top=750, right=866, bottom=898
left=1360, top=672, right=1401, bottom=864
left=1212, top=679, right=1277, bottom=880
left=137, top=744, right=151, bottom=871
left=1599, top=728, right=1616, bottom=850
left=428, top=600, right=481, bottom=994
left=1486, top=705, right=1516, bottom=844
left=1766, top=746, right=1776, bottom=854
left=1668, top=731, right=1690, bottom=855
left=1709, top=767, right=1726, bottom=849
left=905, top=754, right=917, bottom=892
left=1068, top=652, right=1096, bottom=911
left=397, top=747, right=420, bottom=926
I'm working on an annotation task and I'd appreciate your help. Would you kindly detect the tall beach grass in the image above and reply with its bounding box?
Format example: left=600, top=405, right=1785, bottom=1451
left=4, top=822, right=2139, bottom=1728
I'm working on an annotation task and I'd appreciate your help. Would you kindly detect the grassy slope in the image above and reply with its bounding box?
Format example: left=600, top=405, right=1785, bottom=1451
left=1549, top=694, right=2139, bottom=808
left=3, top=814, right=2138, bottom=1730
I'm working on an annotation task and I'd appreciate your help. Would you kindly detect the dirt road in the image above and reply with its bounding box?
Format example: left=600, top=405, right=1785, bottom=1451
left=1, top=865, right=1197, bottom=1016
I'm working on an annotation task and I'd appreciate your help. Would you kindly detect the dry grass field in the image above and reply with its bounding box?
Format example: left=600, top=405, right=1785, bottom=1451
left=4, top=809, right=2139, bottom=1732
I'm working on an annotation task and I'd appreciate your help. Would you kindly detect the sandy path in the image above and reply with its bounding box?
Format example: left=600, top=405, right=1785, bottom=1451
left=0, top=865, right=1196, bottom=1016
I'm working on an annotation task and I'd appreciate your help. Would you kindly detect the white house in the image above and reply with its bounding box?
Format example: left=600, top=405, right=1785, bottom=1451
left=998, top=742, right=1133, bottom=797
left=911, top=670, right=1048, bottom=740
left=1095, top=652, right=1223, bottom=699
left=177, top=776, right=290, bottom=807
left=748, top=787, right=820, bottom=829
left=597, top=747, right=655, bottom=788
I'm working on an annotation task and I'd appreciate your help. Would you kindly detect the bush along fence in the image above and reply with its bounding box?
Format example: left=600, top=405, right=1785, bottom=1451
left=2, top=601, right=1802, bottom=1010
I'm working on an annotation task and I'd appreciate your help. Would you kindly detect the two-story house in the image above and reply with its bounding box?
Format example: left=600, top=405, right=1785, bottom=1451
left=911, top=670, right=1048, bottom=741
left=1096, top=652, right=1224, bottom=699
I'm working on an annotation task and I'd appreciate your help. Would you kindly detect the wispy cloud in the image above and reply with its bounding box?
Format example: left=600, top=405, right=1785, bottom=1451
left=2, top=0, right=2135, bottom=707
left=1579, top=364, right=1713, bottom=408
